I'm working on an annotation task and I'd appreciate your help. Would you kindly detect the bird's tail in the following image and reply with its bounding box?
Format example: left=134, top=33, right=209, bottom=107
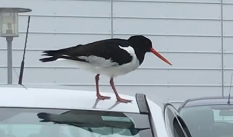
left=39, top=45, right=80, bottom=63
left=41, top=50, right=59, bottom=56
left=39, top=50, right=60, bottom=62
left=39, top=56, right=58, bottom=62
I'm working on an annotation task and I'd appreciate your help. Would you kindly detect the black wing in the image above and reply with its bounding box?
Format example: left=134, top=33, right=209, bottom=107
left=39, top=38, right=133, bottom=67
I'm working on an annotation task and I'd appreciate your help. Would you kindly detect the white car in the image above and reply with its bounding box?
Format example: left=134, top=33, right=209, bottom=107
left=0, top=86, right=191, bottom=137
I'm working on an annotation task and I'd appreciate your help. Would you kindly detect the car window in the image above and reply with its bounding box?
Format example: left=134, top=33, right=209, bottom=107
left=180, top=105, right=233, bottom=123
left=0, top=107, right=153, bottom=137
left=179, top=105, right=233, bottom=137
left=213, top=109, right=233, bottom=123
left=165, top=105, right=190, bottom=137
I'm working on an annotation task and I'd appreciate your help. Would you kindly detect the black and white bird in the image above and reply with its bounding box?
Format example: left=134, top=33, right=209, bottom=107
left=39, top=35, right=172, bottom=103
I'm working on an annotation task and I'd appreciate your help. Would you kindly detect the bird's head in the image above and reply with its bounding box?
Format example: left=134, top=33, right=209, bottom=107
left=128, top=35, right=172, bottom=65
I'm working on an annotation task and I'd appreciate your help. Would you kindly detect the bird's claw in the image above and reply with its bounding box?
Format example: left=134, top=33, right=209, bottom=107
left=97, top=94, right=111, bottom=100
left=116, top=97, right=132, bottom=103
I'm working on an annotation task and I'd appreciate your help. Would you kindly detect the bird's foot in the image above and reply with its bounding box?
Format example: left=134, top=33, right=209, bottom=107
left=116, top=97, right=132, bottom=103
left=97, top=94, right=111, bottom=100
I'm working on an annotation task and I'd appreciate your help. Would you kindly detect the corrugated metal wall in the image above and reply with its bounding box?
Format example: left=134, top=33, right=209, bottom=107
left=0, top=0, right=233, bottom=104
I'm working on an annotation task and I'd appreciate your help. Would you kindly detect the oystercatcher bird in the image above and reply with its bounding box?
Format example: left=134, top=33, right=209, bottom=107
left=39, top=35, right=172, bottom=103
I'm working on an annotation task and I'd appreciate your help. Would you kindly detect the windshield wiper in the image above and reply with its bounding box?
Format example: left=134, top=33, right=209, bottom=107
left=37, top=112, right=149, bottom=136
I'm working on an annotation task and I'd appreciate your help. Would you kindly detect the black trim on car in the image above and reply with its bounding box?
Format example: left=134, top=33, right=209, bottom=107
left=135, top=93, right=156, bottom=137
left=136, top=93, right=149, bottom=114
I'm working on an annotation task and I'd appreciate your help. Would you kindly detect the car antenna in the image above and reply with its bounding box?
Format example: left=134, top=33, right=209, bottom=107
left=18, top=16, right=31, bottom=87
left=227, top=73, right=233, bottom=105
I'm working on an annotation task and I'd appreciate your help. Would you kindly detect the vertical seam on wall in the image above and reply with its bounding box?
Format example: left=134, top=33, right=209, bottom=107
left=221, top=0, right=224, bottom=96
left=111, top=0, right=113, bottom=38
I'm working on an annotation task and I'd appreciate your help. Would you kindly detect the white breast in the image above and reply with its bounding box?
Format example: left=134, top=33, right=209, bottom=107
left=96, top=45, right=140, bottom=77
left=55, top=46, right=140, bottom=78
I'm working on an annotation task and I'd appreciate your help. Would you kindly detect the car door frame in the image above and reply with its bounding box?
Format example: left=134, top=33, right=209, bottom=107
left=163, top=103, right=192, bottom=137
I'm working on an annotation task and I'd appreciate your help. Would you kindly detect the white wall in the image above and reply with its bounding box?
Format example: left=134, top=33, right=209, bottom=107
left=0, top=0, right=232, bottom=105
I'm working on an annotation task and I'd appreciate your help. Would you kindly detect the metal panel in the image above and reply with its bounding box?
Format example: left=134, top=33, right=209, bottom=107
left=18, top=16, right=111, bottom=34
left=113, top=2, right=221, bottom=19
left=223, top=38, right=233, bottom=51
left=114, top=0, right=220, bottom=4
left=0, top=0, right=111, bottom=17
left=223, top=0, right=233, bottom=4
left=223, top=5, right=233, bottom=20
left=223, top=54, right=233, bottom=68
left=224, top=70, right=233, bottom=85
left=113, top=35, right=221, bottom=52
left=113, top=19, right=221, bottom=36
left=0, top=34, right=111, bottom=50
left=224, top=88, right=233, bottom=96
left=223, top=21, right=233, bottom=36
left=1, top=34, right=221, bottom=52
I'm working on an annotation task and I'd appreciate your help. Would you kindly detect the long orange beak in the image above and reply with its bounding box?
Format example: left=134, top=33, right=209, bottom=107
left=150, top=48, right=172, bottom=65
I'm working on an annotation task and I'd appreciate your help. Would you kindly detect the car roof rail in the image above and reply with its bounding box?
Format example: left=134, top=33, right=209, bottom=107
left=135, top=93, right=150, bottom=114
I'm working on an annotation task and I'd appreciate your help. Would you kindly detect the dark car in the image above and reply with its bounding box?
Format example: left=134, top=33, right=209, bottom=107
left=177, top=96, right=233, bottom=137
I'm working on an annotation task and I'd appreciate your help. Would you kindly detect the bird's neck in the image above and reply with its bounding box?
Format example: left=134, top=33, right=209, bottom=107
left=133, top=48, right=146, bottom=65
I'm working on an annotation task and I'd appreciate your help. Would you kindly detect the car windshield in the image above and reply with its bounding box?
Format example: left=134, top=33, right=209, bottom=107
left=0, top=107, right=153, bottom=137
left=179, top=104, right=233, bottom=137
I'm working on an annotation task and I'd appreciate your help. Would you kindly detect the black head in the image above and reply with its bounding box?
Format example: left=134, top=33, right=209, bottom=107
left=128, top=35, right=152, bottom=52
left=128, top=35, right=172, bottom=65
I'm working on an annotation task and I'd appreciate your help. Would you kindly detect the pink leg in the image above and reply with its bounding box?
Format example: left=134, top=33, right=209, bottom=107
left=95, top=74, right=111, bottom=100
left=110, top=78, right=132, bottom=103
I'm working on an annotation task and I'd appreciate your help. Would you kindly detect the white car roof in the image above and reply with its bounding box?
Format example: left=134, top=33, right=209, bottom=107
left=0, top=85, right=171, bottom=137
left=0, top=85, right=157, bottom=113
